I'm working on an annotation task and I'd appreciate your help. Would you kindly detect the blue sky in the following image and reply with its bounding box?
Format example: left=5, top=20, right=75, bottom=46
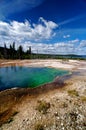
left=0, top=0, right=86, bottom=55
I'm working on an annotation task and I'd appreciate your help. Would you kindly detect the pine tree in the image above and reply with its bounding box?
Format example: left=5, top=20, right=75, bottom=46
left=12, top=42, right=16, bottom=59
left=12, top=42, right=15, bottom=51
left=9, top=44, right=13, bottom=59
left=17, top=45, right=23, bottom=59
left=28, top=46, right=31, bottom=54
left=4, top=43, right=7, bottom=59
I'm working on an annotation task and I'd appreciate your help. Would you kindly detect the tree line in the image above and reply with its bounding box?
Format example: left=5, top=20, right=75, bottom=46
left=0, top=42, right=31, bottom=59
left=0, top=42, right=85, bottom=60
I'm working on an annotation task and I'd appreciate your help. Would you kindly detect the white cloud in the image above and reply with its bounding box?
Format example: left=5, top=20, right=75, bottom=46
left=0, top=18, right=86, bottom=55
left=0, top=38, right=86, bottom=55
left=68, top=39, right=79, bottom=43
left=63, top=35, right=70, bottom=38
left=79, top=40, right=86, bottom=47
left=13, top=39, right=82, bottom=55
left=0, top=17, right=58, bottom=44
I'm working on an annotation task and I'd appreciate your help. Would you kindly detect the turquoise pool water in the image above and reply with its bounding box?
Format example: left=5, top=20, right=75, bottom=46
left=0, top=66, right=69, bottom=91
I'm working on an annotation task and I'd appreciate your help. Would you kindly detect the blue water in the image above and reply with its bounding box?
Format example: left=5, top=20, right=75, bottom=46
left=0, top=66, right=69, bottom=91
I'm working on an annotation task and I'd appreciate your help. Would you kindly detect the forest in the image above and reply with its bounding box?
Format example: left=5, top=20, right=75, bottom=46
left=0, top=42, right=31, bottom=59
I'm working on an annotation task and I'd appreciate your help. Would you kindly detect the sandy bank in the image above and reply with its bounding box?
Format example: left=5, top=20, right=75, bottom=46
left=0, top=59, right=86, bottom=71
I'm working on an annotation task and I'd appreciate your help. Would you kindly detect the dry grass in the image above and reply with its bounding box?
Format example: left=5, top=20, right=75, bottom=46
left=67, top=89, right=79, bottom=97
left=80, top=96, right=86, bottom=102
left=36, top=100, right=50, bottom=114
left=34, top=123, right=44, bottom=130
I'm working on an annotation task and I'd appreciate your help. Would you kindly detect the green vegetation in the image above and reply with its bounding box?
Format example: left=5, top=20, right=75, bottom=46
left=34, top=123, right=44, bottom=130
left=80, top=96, right=86, bottom=102
left=12, top=111, right=19, bottom=116
left=68, top=89, right=79, bottom=97
left=36, top=100, right=50, bottom=114
left=0, top=52, right=3, bottom=59
left=7, top=117, right=14, bottom=124
left=0, top=42, right=31, bottom=59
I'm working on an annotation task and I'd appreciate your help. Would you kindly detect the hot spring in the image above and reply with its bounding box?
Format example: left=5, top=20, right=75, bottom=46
left=0, top=66, right=69, bottom=91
